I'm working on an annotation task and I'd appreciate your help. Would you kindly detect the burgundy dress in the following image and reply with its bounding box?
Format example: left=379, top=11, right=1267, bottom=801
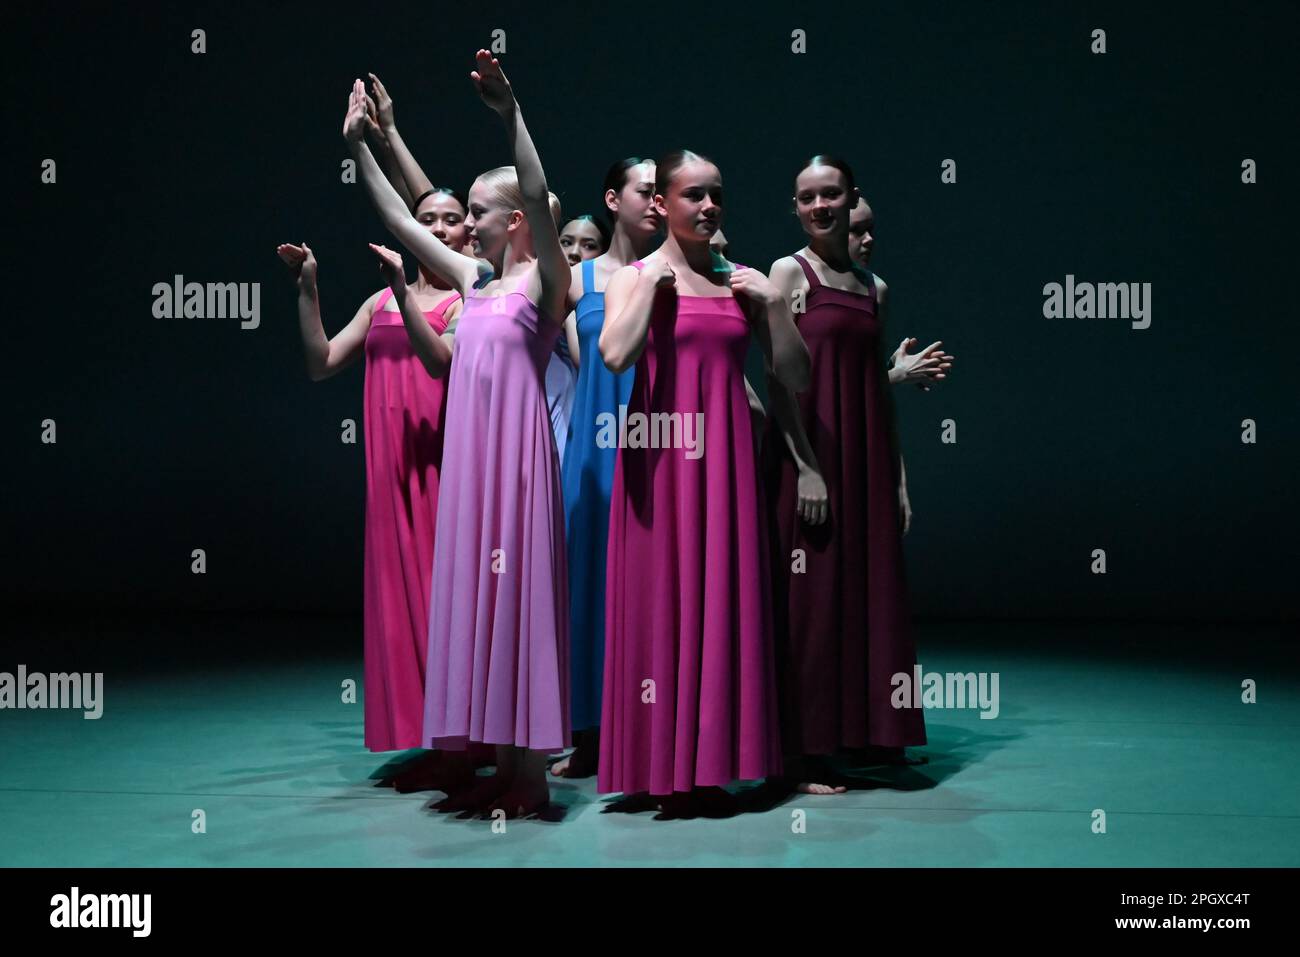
left=765, top=253, right=926, bottom=755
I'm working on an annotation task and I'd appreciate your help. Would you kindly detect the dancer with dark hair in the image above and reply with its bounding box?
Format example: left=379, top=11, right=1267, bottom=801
left=274, top=152, right=466, bottom=765
left=764, top=156, right=951, bottom=794
left=550, top=158, right=660, bottom=779
left=559, top=215, right=611, bottom=264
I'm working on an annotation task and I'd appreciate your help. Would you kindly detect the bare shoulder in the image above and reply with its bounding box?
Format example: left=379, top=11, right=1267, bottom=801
left=568, top=258, right=585, bottom=298
left=363, top=287, right=389, bottom=314
left=769, top=255, right=807, bottom=292
left=769, top=255, right=800, bottom=275
left=873, top=272, right=889, bottom=304
left=608, top=262, right=641, bottom=289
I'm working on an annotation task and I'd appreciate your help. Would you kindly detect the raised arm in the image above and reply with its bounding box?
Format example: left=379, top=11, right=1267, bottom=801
left=471, top=52, right=569, bottom=321
left=342, top=79, right=478, bottom=297
left=362, top=92, right=414, bottom=211
left=276, top=242, right=378, bottom=381
left=369, top=74, right=435, bottom=204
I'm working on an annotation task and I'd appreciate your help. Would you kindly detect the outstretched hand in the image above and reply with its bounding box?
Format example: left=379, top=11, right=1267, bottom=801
left=470, top=49, right=515, bottom=114
left=276, top=242, right=317, bottom=287
left=342, top=78, right=368, bottom=143
left=891, top=337, right=954, bottom=391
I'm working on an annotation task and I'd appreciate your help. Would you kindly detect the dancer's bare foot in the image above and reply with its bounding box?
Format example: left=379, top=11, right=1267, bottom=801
left=549, top=729, right=599, bottom=778
left=796, top=780, right=848, bottom=795
left=789, top=755, right=849, bottom=795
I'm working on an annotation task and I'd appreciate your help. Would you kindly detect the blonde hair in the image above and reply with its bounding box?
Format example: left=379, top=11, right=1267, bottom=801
left=475, top=165, right=562, bottom=229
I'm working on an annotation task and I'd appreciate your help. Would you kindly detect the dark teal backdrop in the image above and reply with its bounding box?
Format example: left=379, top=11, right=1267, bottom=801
left=5, top=0, right=1296, bottom=622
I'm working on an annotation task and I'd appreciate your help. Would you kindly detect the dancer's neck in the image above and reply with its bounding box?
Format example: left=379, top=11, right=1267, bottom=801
left=605, top=225, right=654, bottom=266
left=660, top=233, right=714, bottom=275
left=806, top=234, right=854, bottom=272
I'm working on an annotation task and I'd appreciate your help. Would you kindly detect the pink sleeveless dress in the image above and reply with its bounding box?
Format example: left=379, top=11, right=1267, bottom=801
left=362, top=287, right=456, bottom=752
left=599, top=260, right=782, bottom=796
left=422, top=271, right=570, bottom=752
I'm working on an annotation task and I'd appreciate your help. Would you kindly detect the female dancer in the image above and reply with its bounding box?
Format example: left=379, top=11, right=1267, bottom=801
left=849, top=194, right=953, bottom=396
left=559, top=215, right=611, bottom=264
left=765, top=156, right=947, bottom=794
left=344, top=52, right=570, bottom=818
left=550, top=158, right=659, bottom=779
left=273, top=182, right=465, bottom=759
left=544, top=213, right=611, bottom=465
left=597, top=150, right=810, bottom=815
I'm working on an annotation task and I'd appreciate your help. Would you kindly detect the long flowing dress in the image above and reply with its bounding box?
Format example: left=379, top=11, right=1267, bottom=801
left=765, top=254, right=926, bottom=754
left=599, top=260, right=782, bottom=795
left=362, top=288, right=456, bottom=752
left=421, top=271, right=570, bottom=753
left=545, top=336, right=578, bottom=464
left=562, top=257, right=634, bottom=731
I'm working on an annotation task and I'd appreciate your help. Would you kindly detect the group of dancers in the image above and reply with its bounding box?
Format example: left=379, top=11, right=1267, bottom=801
left=276, top=52, right=955, bottom=819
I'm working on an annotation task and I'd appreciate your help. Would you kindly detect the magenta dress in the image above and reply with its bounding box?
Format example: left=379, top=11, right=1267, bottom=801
left=599, top=260, right=782, bottom=796
left=362, top=287, right=456, bottom=752
left=765, top=254, right=926, bottom=754
left=422, top=271, right=570, bottom=753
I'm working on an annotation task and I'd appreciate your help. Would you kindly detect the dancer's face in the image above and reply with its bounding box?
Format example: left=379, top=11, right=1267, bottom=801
left=655, top=159, right=722, bottom=244
left=794, top=165, right=856, bottom=241
left=416, top=193, right=469, bottom=252
left=559, top=219, right=605, bottom=264
left=465, top=180, right=519, bottom=262
left=848, top=198, right=875, bottom=266
left=607, top=161, right=659, bottom=237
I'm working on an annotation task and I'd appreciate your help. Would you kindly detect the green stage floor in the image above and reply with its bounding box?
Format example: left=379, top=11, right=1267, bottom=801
left=2, top=617, right=1297, bottom=867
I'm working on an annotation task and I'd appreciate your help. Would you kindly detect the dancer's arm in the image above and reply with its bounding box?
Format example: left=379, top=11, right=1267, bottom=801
left=368, top=74, right=435, bottom=204
left=877, top=279, right=955, bottom=390
left=875, top=276, right=913, bottom=534
left=473, top=52, right=570, bottom=323
left=766, top=372, right=829, bottom=526
left=362, top=95, right=415, bottom=211
left=599, top=259, right=674, bottom=373
left=276, top=242, right=378, bottom=381
left=343, top=79, right=479, bottom=298
left=740, top=259, right=810, bottom=392
left=369, top=243, right=455, bottom=378
left=564, top=311, right=581, bottom=367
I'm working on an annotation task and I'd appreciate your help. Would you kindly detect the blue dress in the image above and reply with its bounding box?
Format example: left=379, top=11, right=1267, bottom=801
left=562, top=257, right=634, bottom=730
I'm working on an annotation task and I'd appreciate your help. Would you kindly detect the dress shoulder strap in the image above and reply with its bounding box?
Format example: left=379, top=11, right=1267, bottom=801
left=375, top=287, right=395, bottom=311
left=791, top=253, right=821, bottom=289
left=431, top=291, right=460, bottom=319
left=582, top=257, right=595, bottom=295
